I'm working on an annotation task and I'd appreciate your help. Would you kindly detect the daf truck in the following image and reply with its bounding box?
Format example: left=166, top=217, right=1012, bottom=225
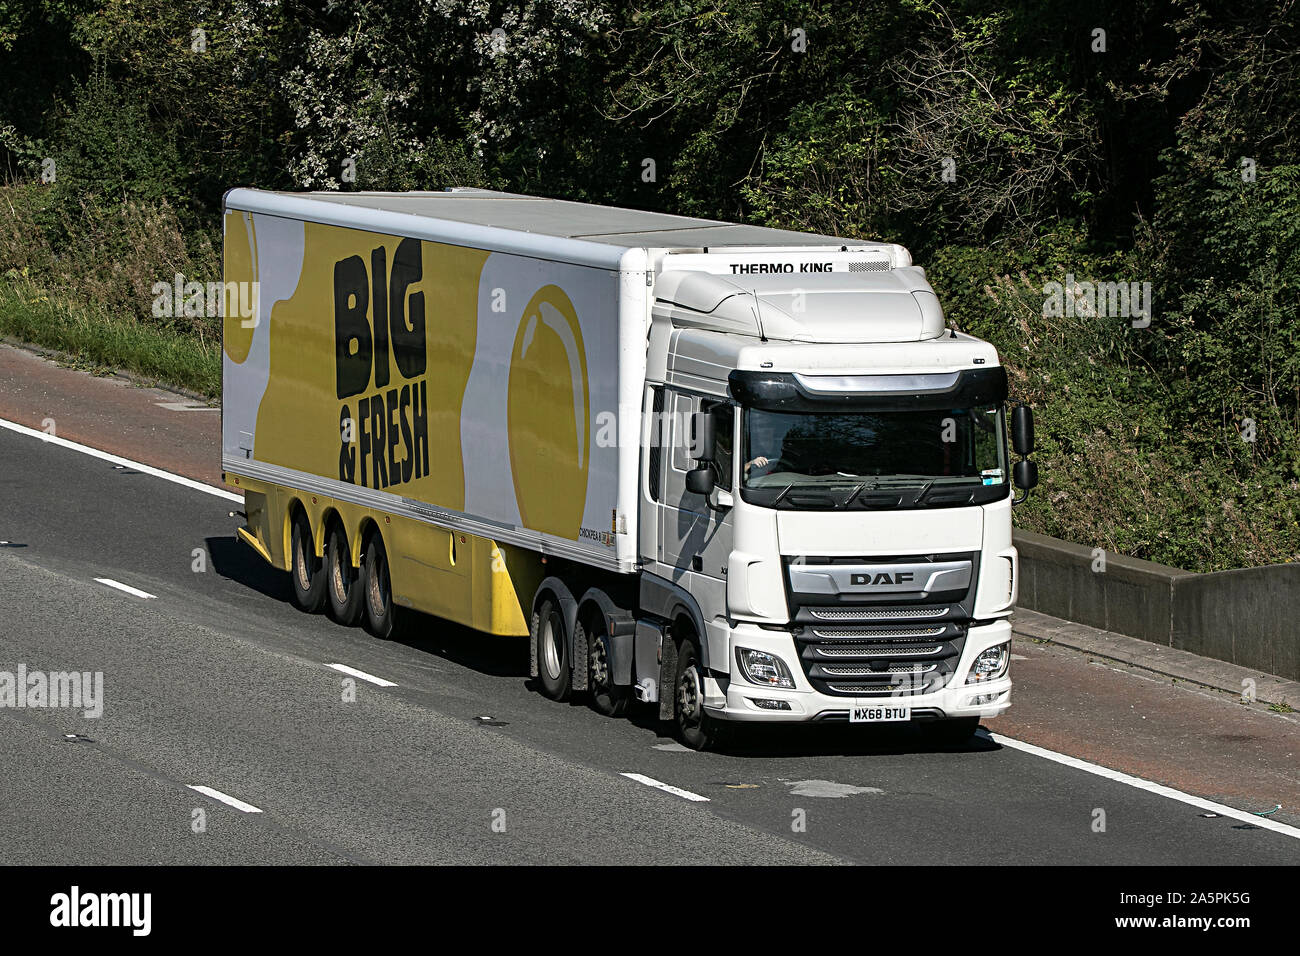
left=221, top=187, right=1037, bottom=750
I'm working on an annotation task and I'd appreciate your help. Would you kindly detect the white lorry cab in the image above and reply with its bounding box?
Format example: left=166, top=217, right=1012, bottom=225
left=221, top=188, right=1038, bottom=749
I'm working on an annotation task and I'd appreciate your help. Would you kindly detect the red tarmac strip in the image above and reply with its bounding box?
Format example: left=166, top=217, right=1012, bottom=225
left=0, top=344, right=223, bottom=488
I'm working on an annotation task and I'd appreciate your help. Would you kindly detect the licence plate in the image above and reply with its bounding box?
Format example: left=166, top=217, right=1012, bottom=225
left=850, top=704, right=911, bottom=723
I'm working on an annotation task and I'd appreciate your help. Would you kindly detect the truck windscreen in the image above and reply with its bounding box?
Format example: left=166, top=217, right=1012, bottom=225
left=741, top=405, right=1009, bottom=510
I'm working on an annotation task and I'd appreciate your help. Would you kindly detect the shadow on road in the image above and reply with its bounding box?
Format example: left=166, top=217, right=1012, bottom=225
left=207, top=533, right=528, bottom=675
left=207, top=533, right=1003, bottom=758
left=388, top=611, right=527, bottom=678
left=206, top=535, right=293, bottom=603
left=630, top=713, right=1004, bottom=759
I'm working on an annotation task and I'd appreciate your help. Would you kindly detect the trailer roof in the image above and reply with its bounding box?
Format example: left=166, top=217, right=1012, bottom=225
left=252, top=188, right=866, bottom=250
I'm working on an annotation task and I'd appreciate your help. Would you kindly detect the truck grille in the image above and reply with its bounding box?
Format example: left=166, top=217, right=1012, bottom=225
left=821, top=663, right=937, bottom=677
left=784, top=552, right=978, bottom=698
left=828, top=682, right=934, bottom=694
left=812, top=643, right=945, bottom=658
left=808, top=606, right=948, bottom=621
left=810, top=624, right=946, bottom=640
left=796, top=627, right=965, bottom=697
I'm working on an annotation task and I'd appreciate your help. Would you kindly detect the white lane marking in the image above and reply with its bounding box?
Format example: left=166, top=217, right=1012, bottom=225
left=155, top=401, right=217, bottom=412
left=15, top=408, right=1290, bottom=836
left=0, top=417, right=241, bottom=503
left=328, top=663, right=398, bottom=688
left=94, top=578, right=157, bottom=600
left=620, top=772, right=710, bottom=802
left=985, top=731, right=1300, bottom=841
left=187, top=785, right=263, bottom=814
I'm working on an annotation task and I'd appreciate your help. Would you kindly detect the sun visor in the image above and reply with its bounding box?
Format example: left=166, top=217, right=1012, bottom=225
left=729, top=366, right=1008, bottom=412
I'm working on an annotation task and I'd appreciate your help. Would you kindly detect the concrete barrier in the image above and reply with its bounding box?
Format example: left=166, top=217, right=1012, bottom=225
left=1174, top=564, right=1300, bottom=684
left=1013, top=529, right=1299, bottom=681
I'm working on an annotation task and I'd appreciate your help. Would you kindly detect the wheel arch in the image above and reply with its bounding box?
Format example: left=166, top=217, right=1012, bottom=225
left=577, top=587, right=636, bottom=688
left=318, top=506, right=346, bottom=562
left=638, top=572, right=711, bottom=670
left=284, top=496, right=311, bottom=563
left=356, top=515, right=384, bottom=566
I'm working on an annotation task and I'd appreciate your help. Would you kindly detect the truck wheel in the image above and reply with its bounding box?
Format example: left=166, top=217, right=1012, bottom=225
left=289, top=510, right=326, bottom=613
left=325, top=522, right=363, bottom=626
left=923, top=716, right=980, bottom=746
left=673, top=637, right=724, bottom=751
left=534, top=598, right=570, bottom=701
left=362, top=531, right=396, bottom=639
left=582, top=618, right=630, bottom=717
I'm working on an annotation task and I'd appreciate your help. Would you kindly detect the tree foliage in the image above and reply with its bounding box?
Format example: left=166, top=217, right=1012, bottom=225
left=0, top=0, right=1297, bottom=570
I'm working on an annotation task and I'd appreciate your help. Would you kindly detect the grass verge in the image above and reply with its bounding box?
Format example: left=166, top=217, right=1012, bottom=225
left=0, top=280, right=219, bottom=398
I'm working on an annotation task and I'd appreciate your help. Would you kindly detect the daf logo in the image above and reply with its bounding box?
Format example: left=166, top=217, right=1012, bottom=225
left=851, top=571, right=914, bottom=586
left=788, top=560, right=972, bottom=597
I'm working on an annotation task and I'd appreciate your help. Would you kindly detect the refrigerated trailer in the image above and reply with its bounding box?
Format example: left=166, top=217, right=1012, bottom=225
left=221, top=187, right=1038, bottom=749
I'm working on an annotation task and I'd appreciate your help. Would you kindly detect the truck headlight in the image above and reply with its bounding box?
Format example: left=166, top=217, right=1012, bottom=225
left=966, top=643, right=1009, bottom=683
left=735, top=647, right=795, bottom=689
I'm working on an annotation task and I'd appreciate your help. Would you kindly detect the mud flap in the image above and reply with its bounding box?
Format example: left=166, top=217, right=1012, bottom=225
left=571, top=621, right=589, bottom=692
left=528, top=610, right=539, bottom=679
left=609, top=632, right=634, bottom=686
left=658, top=634, right=678, bottom=721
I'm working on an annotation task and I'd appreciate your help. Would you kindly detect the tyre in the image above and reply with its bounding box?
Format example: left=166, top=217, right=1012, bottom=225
left=673, top=636, right=725, bottom=751
left=289, top=509, right=326, bottom=613
left=922, top=716, right=980, bottom=746
left=583, top=618, right=630, bottom=717
left=362, top=531, right=396, bottom=639
left=325, top=521, right=363, bottom=626
left=534, top=598, right=571, bottom=701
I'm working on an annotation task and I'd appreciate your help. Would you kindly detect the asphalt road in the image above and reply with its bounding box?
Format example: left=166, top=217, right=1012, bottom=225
left=2, top=425, right=1297, bottom=865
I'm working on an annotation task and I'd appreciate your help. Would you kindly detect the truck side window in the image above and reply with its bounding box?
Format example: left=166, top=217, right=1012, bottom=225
left=669, top=392, right=694, bottom=474
left=647, top=386, right=665, bottom=501
left=704, top=401, right=734, bottom=492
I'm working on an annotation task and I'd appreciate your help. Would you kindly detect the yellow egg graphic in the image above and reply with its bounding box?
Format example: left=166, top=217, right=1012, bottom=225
left=507, top=285, right=589, bottom=539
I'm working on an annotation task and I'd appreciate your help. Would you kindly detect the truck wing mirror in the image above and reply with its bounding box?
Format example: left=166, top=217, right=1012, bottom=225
left=1011, top=405, right=1035, bottom=457
left=689, top=410, right=716, bottom=462
left=1013, top=458, right=1038, bottom=492
left=685, top=466, right=716, bottom=496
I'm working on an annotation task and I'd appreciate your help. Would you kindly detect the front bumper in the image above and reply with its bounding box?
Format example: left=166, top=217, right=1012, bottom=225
left=706, top=618, right=1013, bottom=722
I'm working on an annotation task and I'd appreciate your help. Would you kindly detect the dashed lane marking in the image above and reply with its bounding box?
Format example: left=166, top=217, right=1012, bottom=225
left=187, top=785, right=263, bottom=814
left=328, top=663, right=398, bottom=688
left=620, top=772, right=710, bottom=802
left=94, top=578, right=157, bottom=600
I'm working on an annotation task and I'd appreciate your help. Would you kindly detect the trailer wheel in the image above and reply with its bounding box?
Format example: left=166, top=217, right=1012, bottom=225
left=673, top=636, right=725, bottom=751
left=534, top=598, right=571, bottom=701
left=362, top=531, right=396, bottom=639
left=289, top=509, right=326, bottom=613
left=325, top=522, right=363, bottom=626
left=582, top=618, right=630, bottom=717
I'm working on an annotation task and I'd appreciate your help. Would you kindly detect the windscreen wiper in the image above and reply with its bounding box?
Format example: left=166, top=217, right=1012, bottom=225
left=843, top=482, right=866, bottom=506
